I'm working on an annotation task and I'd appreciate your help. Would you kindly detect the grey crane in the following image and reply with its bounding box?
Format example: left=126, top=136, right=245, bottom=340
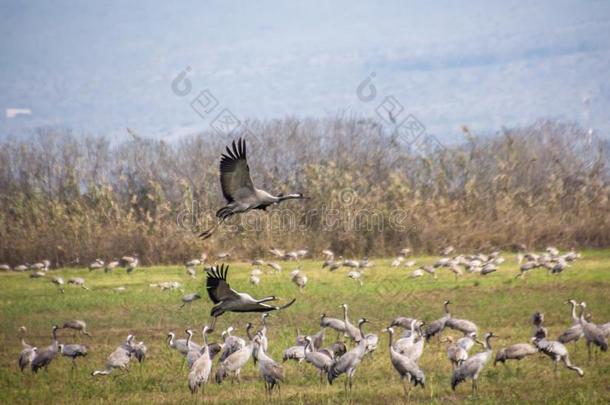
left=92, top=335, right=135, bottom=376
left=290, top=269, right=308, bottom=291
left=59, top=343, right=88, bottom=367
left=168, top=331, right=199, bottom=356
left=532, top=333, right=584, bottom=376
left=532, top=311, right=547, bottom=339
left=18, top=328, right=37, bottom=372
left=187, top=327, right=220, bottom=368
left=267, top=262, right=282, bottom=273
left=269, top=247, right=285, bottom=258
left=133, top=341, right=147, bottom=364
left=253, top=334, right=284, bottom=397
left=445, top=302, right=478, bottom=337
left=252, top=313, right=270, bottom=364
left=218, top=326, right=246, bottom=362
left=579, top=302, right=608, bottom=360
left=327, top=318, right=370, bottom=391
left=60, top=320, right=92, bottom=337
left=204, top=264, right=295, bottom=331
left=188, top=326, right=213, bottom=394
left=180, top=292, right=201, bottom=309
left=341, top=304, right=362, bottom=342
left=216, top=323, right=254, bottom=384
left=558, top=299, right=583, bottom=344
left=390, top=316, right=418, bottom=331
left=320, top=313, right=347, bottom=336
left=51, top=276, right=64, bottom=293
left=310, top=328, right=326, bottom=350
left=424, top=300, right=451, bottom=341
left=347, top=270, right=364, bottom=285
left=88, top=259, right=104, bottom=271
left=494, top=343, right=538, bottom=367
left=20, top=347, right=37, bottom=372
left=304, top=336, right=333, bottom=382
left=442, top=336, right=468, bottom=369
left=249, top=271, right=261, bottom=286
left=386, top=327, right=425, bottom=399
left=216, top=251, right=231, bottom=260
left=31, top=325, right=60, bottom=373
left=199, top=138, right=306, bottom=239
left=67, top=277, right=90, bottom=290
left=393, top=319, right=425, bottom=362
left=282, top=344, right=306, bottom=363
left=322, top=249, right=334, bottom=260
left=105, top=259, right=119, bottom=273
left=320, top=340, right=347, bottom=360
left=451, top=332, right=496, bottom=395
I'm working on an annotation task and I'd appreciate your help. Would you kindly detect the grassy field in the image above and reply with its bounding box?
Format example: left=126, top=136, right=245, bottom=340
left=1, top=251, right=609, bottom=404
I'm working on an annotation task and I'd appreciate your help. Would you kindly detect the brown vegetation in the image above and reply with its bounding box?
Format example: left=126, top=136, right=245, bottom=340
left=0, top=118, right=608, bottom=265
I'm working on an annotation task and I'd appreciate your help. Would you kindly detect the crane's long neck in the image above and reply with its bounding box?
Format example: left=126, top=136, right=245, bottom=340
left=358, top=322, right=366, bottom=341
left=202, top=329, right=209, bottom=349
left=570, top=301, right=578, bottom=322
left=484, top=335, right=493, bottom=351
left=261, top=316, right=267, bottom=335
left=246, top=325, right=253, bottom=341
left=343, top=306, right=349, bottom=324
left=578, top=305, right=586, bottom=324
left=186, top=332, right=192, bottom=348
left=444, top=302, right=451, bottom=316
left=52, top=327, right=57, bottom=342
left=277, top=193, right=303, bottom=202
left=168, top=334, right=174, bottom=346
left=387, top=330, right=394, bottom=348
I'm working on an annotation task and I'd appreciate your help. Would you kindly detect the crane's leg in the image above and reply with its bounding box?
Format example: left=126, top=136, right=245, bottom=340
left=208, top=316, right=218, bottom=333
left=401, top=377, right=409, bottom=398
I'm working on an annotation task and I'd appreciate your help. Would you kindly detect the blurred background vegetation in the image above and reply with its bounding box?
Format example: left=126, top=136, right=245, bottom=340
left=1, top=117, right=608, bottom=265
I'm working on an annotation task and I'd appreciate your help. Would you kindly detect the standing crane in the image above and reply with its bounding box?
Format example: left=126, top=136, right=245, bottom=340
left=579, top=302, right=608, bottom=361
left=92, top=335, right=135, bottom=376
left=199, top=138, right=306, bottom=239
left=424, top=300, right=451, bottom=341
left=327, top=319, right=371, bottom=391
left=18, top=328, right=37, bottom=372
left=31, top=325, right=60, bottom=373
left=451, top=332, right=496, bottom=396
left=385, top=327, right=425, bottom=399
left=216, top=323, right=254, bottom=384
left=188, top=325, right=213, bottom=394
left=558, top=299, right=583, bottom=344
left=341, top=304, right=362, bottom=342
left=253, top=334, right=284, bottom=398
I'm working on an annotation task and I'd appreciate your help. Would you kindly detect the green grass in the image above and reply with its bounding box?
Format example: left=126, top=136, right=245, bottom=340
left=1, top=251, right=609, bottom=404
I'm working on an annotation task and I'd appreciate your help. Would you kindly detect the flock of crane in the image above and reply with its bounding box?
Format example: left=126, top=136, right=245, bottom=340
left=6, top=139, right=607, bottom=400
left=15, top=273, right=609, bottom=399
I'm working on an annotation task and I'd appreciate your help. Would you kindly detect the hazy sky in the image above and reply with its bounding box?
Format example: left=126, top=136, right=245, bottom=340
left=1, top=0, right=609, bottom=141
